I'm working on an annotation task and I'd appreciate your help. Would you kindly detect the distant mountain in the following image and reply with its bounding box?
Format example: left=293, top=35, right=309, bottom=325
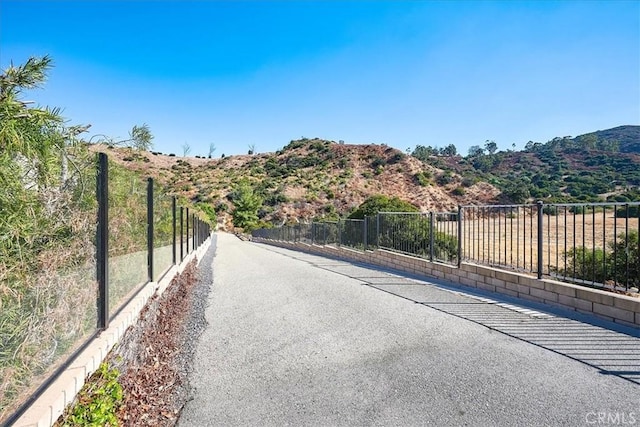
left=411, top=125, right=640, bottom=204
left=573, top=125, right=640, bottom=154
left=91, top=125, right=640, bottom=230
left=91, top=139, right=501, bottom=229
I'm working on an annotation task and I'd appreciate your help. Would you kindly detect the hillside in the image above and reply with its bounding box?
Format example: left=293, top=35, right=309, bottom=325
left=413, top=125, right=640, bottom=204
left=91, top=139, right=500, bottom=229
left=92, top=125, right=639, bottom=230
left=573, top=125, right=640, bottom=154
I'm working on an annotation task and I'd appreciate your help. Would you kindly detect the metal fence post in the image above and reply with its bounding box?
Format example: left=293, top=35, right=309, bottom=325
left=186, top=208, right=190, bottom=254
left=457, top=206, right=463, bottom=268
left=180, top=207, right=184, bottom=261
left=537, top=201, right=544, bottom=279
left=429, top=212, right=435, bottom=262
left=363, top=217, right=368, bottom=251
left=96, top=153, right=109, bottom=329
left=376, top=214, right=380, bottom=247
left=147, top=178, right=154, bottom=282
left=172, top=197, right=177, bottom=265
left=194, top=216, right=198, bottom=248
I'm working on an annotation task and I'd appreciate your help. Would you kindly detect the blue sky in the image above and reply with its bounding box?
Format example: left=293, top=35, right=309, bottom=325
left=1, top=1, right=638, bottom=157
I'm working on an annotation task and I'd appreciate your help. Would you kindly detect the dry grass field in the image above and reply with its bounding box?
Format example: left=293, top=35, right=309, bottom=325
left=456, top=208, right=639, bottom=277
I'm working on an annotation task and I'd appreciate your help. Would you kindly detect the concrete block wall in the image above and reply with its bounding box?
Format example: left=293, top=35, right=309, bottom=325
left=255, top=238, right=640, bottom=328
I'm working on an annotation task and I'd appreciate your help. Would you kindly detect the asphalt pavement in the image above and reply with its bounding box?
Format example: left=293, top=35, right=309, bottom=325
left=179, top=232, right=640, bottom=427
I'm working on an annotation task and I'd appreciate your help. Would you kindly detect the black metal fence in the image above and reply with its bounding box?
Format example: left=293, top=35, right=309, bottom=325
left=2, top=152, right=211, bottom=426
left=97, top=152, right=211, bottom=328
left=252, top=201, right=640, bottom=292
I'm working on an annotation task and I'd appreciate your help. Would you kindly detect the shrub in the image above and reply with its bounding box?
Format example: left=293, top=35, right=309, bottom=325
left=461, top=176, right=477, bottom=187
left=376, top=214, right=458, bottom=262
left=349, top=195, right=418, bottom=219
left=436, top=172, right=454, bottom=186
left=560, top=231, right=639, bottom=287
left=57, top=363, right=123, bottom=427
left=615, top=205, right=639, bottom=218
left=387, top=152, right=405, bottom=164
left=415, top=172, right=431, bottom=187
left=452, top=187, right=465, bottom=196
left=231, top=181, right=263, bottom=232
left=370, top=156, right=385, bottom=168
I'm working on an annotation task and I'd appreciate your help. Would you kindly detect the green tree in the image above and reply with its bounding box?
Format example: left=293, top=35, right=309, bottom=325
left=348, top=195, right=418, bottom=219
left=231, top=181, right=263, bottom=231
left=411, top=145, right=438, bottom=161
left=502, top=183, right=530, bottom=204
left=0, top=55, right=64, bottom=185
left=484, top=140, right=498, bottom=155
left=468, top=145, right=484, bottom=157
left=441, top=144, right=457, bottom=156
left=0, top=56, right=97, bottom=414
left=128, top=123, right=153, bottom=151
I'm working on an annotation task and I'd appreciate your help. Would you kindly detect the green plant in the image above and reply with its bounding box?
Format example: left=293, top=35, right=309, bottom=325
left=559, top=231, right=639, bottom=287
left=196, top=201, right=217, bottom=224
left=387, top=152, right=405, bottom=164
left=370, top=156, right=385, bottom=168
left=461, top=176, right=476, bottom=187
left=349, top=195, right=418, bottom=219
left=452, top=187, right=465, bottom=196
left=415, top=171, right=431, bottom=187
left=608, top=230, right=639, bottom=287
left=230, top=181, right=263, bottom=232
left=376, top=214, right=458, bottom=262
left=57, top=363, right=123, bottom=427
left=1, top=56, right=100, bottom=420
left=436, top=171, right=454, bottom=186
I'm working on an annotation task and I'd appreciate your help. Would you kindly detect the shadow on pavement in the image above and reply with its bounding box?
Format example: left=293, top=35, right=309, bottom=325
left=256, top=243, right=640, bottom=386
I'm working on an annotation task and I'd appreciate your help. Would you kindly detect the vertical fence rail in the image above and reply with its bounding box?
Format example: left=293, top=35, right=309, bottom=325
left=172, top=197, right=177, bottom=265
left=180, top=207, right=184, bottom=262
left=253, top=201, right=639, bottom=292
left=192, top=213, right=196, bottom=251
left=460, top=204, right=539, bottom=274
left=147, top=178, right=154, bottom=282
left=186, top=208, right=190, bottom=255
left=457, top=206, right=462, bottom=268
left=96, top=153, right=109, bottom=330
left=537, top=201, right=543, bottom=279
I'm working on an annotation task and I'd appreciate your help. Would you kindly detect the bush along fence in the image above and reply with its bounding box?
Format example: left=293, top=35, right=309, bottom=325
left=253, top=201, right=640, bottom=293
left=1, top=152, right=211, bottom=426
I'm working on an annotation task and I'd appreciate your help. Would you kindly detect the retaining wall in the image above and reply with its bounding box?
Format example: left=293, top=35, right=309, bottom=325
left=254, top=238, right=640, bottom=329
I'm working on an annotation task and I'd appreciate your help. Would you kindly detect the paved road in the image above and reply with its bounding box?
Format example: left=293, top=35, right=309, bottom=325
left=179, top=232, right=640, bottom=427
